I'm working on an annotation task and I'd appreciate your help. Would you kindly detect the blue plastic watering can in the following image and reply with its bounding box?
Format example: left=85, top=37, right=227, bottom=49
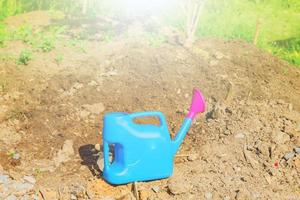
left=102, top=88, right=205, bottom=184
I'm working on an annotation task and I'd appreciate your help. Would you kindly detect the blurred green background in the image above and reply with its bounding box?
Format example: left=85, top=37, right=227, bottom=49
left=0, top=0, right=299, bottom=67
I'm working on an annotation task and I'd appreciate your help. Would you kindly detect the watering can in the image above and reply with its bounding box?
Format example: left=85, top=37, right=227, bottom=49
left=102, top=88, right=205, bottom=184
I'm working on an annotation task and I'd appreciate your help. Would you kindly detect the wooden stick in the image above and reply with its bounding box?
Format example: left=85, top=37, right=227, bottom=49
left=133, top=182, right=139, bottom=200
left=253, top=18, right=261, bottom=45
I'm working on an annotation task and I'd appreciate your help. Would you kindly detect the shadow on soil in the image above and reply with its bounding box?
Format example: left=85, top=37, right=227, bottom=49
left=78, top=144, right=102, bottom=177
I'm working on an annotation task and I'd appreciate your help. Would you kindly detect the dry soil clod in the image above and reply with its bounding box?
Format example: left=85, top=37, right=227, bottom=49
left=243, top=136, right=258, bottom=169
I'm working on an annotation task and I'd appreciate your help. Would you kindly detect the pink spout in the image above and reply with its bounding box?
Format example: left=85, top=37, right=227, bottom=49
left=187, top=88, right=206, bottom=120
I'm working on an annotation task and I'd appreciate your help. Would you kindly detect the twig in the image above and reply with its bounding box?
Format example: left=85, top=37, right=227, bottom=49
left=253, top=18, right=261, bottom=45
left=243, top=136, right=258, bottom=169
left=39, top=189, right=46, bottom=200
left=175, top=154, right=194, bottom=157
left=132, top=182, right=139, bottom=200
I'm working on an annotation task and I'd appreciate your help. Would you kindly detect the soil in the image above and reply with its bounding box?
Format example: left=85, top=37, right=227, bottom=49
left=0, top=11, right=300, bottom=200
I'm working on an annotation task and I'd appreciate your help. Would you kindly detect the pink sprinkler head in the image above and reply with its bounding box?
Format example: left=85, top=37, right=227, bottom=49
left=187, top=88, right=206, bottom=120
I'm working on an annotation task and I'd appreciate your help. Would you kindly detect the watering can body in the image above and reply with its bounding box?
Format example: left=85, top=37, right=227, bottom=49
left=102, top=111, right=175, bottom=184
left=102, top=88, right=205, bottom=184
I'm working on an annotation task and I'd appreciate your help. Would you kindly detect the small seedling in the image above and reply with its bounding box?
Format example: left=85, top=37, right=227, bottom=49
left=17, top=49, right=32, bottom=65
left=102, top=30, right=115, bottom=43
left=39, top=38, right=55, bottom=52
left=145, top=33, right=166, bottom=47
left=55, top=53, right=64, bottom=64
left=0, top=39, right=5, bottom=48
left=0, top=80, right=8, bottom=93
left=7, top=108, right=26, bottom=120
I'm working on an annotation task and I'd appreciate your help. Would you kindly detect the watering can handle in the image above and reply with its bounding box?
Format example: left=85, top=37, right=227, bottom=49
left=129, top=111, right=167, bottom=127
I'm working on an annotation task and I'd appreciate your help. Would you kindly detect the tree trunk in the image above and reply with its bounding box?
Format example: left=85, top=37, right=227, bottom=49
left=184, top=0, right=206, bottom=47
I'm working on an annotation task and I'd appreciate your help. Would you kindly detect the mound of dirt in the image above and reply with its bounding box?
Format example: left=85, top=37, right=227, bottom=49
left=0, top=19, right=299, bottom=199
left=4, top=11, right=52, bottom=28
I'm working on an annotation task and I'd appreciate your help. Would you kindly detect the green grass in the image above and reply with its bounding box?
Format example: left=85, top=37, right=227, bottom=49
left=0, top=0, right=299, bottom=67
left=17, top=49, right=32, bottom=65
left=55, top=53, right=64, bottom=64
left=198, top=0, right=300, bottom=67
left=164, top=0, right=300, bottom=67
left=145, top=32, right=166, bottom=47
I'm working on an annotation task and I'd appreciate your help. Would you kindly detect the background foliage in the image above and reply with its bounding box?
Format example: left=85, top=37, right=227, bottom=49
left=0, top=0, right=299, bottom=66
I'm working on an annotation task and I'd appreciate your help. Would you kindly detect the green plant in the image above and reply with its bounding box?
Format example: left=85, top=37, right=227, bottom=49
left=55, top=53, right=64, bottom=63
left=12, top=23, right=33, bottom=43
left=17, top=49, right=32, bottom=65
left=0, top=23, right=7, bottom=47
left=0, top=79, right=8, bottom=93
left=145, top=32, right=166, bottom=47
left=102, top=30, right=115, bottom=43
left=39, top=37, right=55, bottom=52
left=7, top=107, right=26, bottom=120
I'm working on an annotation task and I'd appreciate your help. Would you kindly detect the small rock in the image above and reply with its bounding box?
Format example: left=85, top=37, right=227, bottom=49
left=139, top=190, right=151, bottom=200
left=0, top=125, right=21, bottom=144
left=251, top=191, right=260, bottom=199
left=13, top=182, right=34, bottom=191
left=103, top=69, right=118, bottom=77
left=209, top=60, right=219, bottom=66
left=294, top=157, right=300, bottom=169
left=295, top=136, right=300, bottom=146
left=83, top=103, right=105, bottom=114
left=94, top=143, right=101, bottom=151
left=33, top=159, right=55, bottom=172
left=168, top=178, right=191, bottom=195
left=191, top=47, right=210, bottom=60
left=204, top=192, right=213, bottom=199
left=214, top=51, right=224, bottom=60
left=233, top=166, right=241, bottom=172
left=152, top=186, right=160, bottom=193
left=102, top=197, right=115, bottom=200
left=5, top=195, right=17, bottom=200
left=283, top=152, right=295, bottom=161
left=210, top=102, right=223, bottom=119
left=33, top=193, right=39, bottom=200
left=187, top=154, right=198, bottom=161
left=223, top=196, right=231, bottom=200
left=297, top=124, right=300, bottom=132
left=88, top=81, right=98, bottom=86
left=295, top=147, right=300, bottom=154
left=39, top=189, right=59, bottom=199
left=70, top=194, right=77, bottom=200
left=0, top=174, right=10, bottom=184
left=23, top=175, right=36, bottom=184
left=272, top=131, right=290, bottom=145
left=53, top=140, right=74, bottom=167
left=223, top=130, right=231, bottom=135
left=12, top=153, right=20, bottom=160
left=97, top=158, right=104, bottom=171
left=256, top=142, right=270, bottom=157
left=73, top=83, right=84, bottom=90
left=288, top=103, right=293, bottom=111
left=19, top=194, right=30, bottom=200
left=79, top=110, right=90, bottom=118
left=235, top=133, right=245, bottom=139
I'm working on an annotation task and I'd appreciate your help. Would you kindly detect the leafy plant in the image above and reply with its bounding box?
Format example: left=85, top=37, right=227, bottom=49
left=55, top=53, right=64, bottom=64
left=102, top=30, right=115, bottom=43
left=12, top=23, right=33, bottom=44
left=0, top=79, right=8, bottom=93
left=17, top=49, right=32, bottom=65
left=145, top=32, right=166, bottom=47
left=7, top=107, right=26, bottom=120
left=39, top=37, right=55, bottom=52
